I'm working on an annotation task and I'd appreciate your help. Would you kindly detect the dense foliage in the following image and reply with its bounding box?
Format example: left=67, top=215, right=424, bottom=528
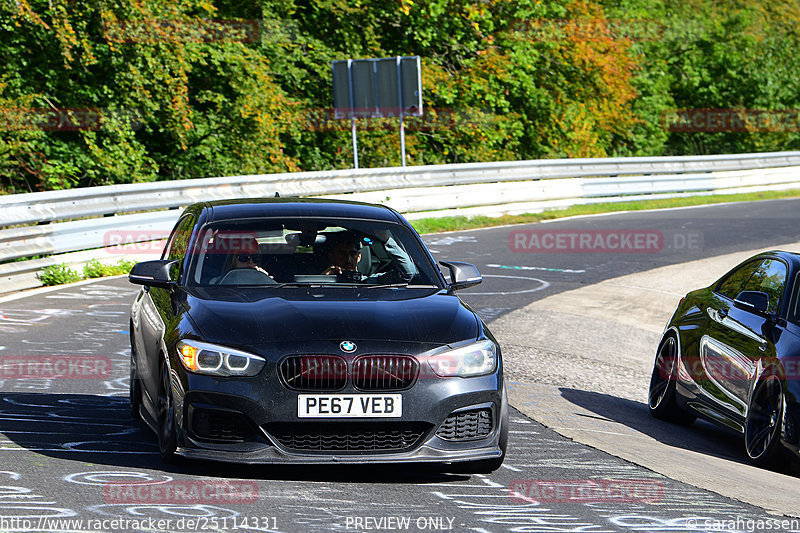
left=1, top=0, right=799, bottom=193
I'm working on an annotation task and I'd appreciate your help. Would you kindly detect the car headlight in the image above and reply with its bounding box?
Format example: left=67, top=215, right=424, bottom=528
left=176, top=340, right=265, bottom=377
left=427, top=340, right=497, bottom=377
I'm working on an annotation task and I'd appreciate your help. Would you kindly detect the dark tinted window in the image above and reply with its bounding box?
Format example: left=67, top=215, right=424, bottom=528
left=741, top=259, right=787, bottom=314
left=716, top=260, right=761, bottom=300
left=162, top=214, right=195, bottom=281
left=792, top=273, right=800, bottom=324
left=184, top=217, right=442, bottom=289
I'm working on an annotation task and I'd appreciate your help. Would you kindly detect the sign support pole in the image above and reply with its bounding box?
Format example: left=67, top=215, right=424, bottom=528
left=351, top=117, right=359, bottom=169
left=347, top=59, right=358, bottom=169
left=399, top=111, right=406, bottom=167
left=397, top=57, right=406, bottom=166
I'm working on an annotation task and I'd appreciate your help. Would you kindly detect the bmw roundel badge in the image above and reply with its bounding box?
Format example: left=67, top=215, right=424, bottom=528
left=339, top=341, right=357, bottom=353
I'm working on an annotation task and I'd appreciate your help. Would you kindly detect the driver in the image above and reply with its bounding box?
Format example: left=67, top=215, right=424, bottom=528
left=229, top=252, right=269, bottom=276
left=321, top=231, right=414, bottom=282
left=322, top=238, right=362, bottom=275
left=220, top=237, right=269, bottom=278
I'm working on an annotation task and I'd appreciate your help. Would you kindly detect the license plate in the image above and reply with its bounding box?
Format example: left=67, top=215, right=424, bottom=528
left=297, top=394, right=402, bottom=418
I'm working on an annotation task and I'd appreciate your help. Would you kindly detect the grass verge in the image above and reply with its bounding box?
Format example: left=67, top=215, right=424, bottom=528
left=37, top=259, right=136, bottom=286
left=409, top=189, right=800, bottom=234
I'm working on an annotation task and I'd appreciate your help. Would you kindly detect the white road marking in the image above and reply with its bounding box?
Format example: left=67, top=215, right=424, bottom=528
left=464, top=275, right=550, bottom=296
left=426, top=236, right=478, bottom=246
left=487, top=263, right=586, bottom=274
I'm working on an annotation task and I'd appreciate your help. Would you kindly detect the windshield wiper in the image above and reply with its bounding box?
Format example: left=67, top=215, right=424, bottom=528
left=365, top=283, right=438, bottom=289
left=271, top=282, right=366, bottom=288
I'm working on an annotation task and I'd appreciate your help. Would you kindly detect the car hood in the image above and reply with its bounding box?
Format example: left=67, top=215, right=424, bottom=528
left=181, top=287, right=479, bottom=353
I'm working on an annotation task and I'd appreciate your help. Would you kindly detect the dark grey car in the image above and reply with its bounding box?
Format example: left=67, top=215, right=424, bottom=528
left=128, top=198, right=508, bottom=472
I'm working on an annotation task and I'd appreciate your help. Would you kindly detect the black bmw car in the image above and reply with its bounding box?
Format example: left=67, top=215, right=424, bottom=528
left=128, top=198, right=507, bottom=472
left=648, top=250, right=800, bottom=468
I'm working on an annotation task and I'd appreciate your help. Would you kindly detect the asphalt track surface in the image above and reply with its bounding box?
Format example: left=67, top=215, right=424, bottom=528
left=1, top=198, right=800, bottom=532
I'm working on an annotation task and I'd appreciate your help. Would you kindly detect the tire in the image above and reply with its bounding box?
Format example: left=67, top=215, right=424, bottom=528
left=648, top=333, right=695, bottom=425
left=129, top=331, right=142, bottom=421
left=157, top=358, right=178, bottom=463
left=129, top=361, right=142, bottom=421
left=744, top=373, right=785, bottom=468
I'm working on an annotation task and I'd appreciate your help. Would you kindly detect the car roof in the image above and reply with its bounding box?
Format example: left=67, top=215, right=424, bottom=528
left=189, top=198, right=402, bottom=224
left=746, top=250, right=800, bottom=270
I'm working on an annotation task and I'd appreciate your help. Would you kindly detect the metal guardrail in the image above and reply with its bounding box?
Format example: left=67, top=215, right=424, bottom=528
left=2, top=151, right=800, bottom=294
left=3, top=151, right=800, bottom=226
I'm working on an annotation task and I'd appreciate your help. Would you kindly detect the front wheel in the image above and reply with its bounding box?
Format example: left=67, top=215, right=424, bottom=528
left=744, top=373, right=784, bottom=468
left=129, top=363, right=142, bottom=421
left=129, top=332, right=142, bottom=421
left=157, top=358, right=178, bottom=463
left=648, top=334, right=695, bottom=425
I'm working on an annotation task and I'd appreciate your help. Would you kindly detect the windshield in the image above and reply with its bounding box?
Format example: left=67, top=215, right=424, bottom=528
left=184, top=217, right=442, bottom=289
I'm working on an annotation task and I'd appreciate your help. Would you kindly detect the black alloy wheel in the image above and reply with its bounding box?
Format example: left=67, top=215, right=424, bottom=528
left=129, top=356, right=142, bottom=421
left=157, top=358, right=178, bottom=462
left=129, top=329, right=142, bottom=421
left=744, top=373, right=784, bottom=468
left=648, top=334, right=695, bottom=425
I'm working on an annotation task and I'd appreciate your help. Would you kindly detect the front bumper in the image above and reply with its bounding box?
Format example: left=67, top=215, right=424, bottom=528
left=178, top=437, right=504, bottom=465
left=169, top=357, right=507, bottom=465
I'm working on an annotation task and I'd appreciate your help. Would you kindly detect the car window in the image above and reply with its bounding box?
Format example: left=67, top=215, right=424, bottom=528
left=741, top=259, right=787, bottom=314
left=162, top=214, right=195, bottom=281
left=185, top=217, right=442, bottom=288
left=792, top=273, right=800, bottom=325
left=715, top=260, right=761, bottom=300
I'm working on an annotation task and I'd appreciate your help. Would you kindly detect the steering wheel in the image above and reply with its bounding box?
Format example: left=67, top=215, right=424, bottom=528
left=217, top=268, right=276, bottom=285
left=371, top=257, right=395, bottom=276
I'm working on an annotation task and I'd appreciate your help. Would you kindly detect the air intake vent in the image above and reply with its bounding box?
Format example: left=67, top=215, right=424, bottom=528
left=265, top=422, right=429, bottom=452
left=436, top=409, right=492, bottom=441
left=191, top=408, right=255, bottom=442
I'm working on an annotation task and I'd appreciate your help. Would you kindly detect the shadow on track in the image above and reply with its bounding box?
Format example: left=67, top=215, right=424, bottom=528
left=0, top=392, right=470, bottom=483
left=557, top=387, right=800, bottom=477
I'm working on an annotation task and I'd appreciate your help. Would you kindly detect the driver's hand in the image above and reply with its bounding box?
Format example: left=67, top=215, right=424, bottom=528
left=323, top=265, right=343, bottom=275
left=254, top=265, right=269, bottom=275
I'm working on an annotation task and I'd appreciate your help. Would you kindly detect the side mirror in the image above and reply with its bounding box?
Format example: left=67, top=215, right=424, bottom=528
left=439, top=261, right=482, bottom=291
left=129, top=260, right=178, bottom=289
left=733, top=290, right=770, bottom=315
